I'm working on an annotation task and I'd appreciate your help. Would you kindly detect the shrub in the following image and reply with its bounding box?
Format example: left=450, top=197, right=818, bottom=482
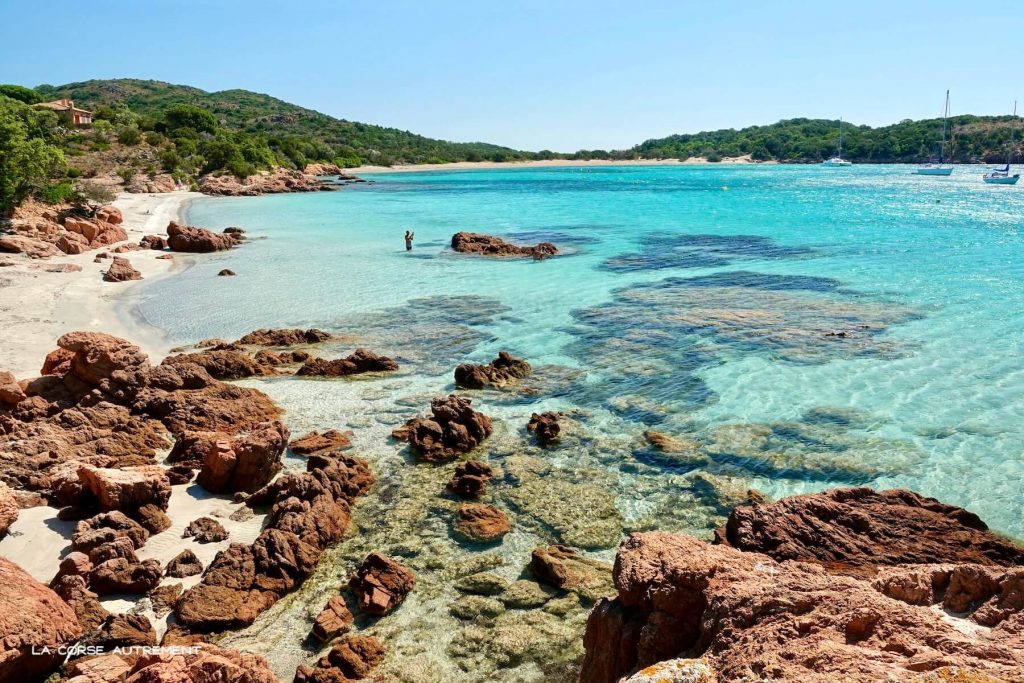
left=116, top=126, right=142, bottom=145
left=117, top=167, right=135, bottom=183
left=77, top=181, right=115, bottom=204
left=38, top=181, right=76, bottom=204
left=144, top=130, right=164, bottom=146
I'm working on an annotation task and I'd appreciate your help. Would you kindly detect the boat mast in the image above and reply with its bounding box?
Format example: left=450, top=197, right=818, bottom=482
left=838, top=118, right=844, bottom=158
left=940, top=89, right=949, bottom=163
left=1008, top=101, right=1017, bottom=168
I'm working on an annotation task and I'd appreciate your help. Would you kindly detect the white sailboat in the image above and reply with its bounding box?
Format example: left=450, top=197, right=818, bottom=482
left=983, top=101, right=1020, bottom=185
left=918, top=90, right=954, bottom=176
left=822, top=118, right=852, bottom=166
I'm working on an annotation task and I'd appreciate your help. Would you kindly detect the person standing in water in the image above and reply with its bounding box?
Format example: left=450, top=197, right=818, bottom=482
left=404, top=231, right=415, bottom=251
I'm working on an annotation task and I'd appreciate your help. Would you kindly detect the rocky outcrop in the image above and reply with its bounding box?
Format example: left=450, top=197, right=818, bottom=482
left=102, top=256, right=142, bottom=282
left=126, top=172, right=176, bottom=193
left=581, top=484, right=1024, bottom=683
left=296, top=349, right=399, bottom=377
left=715, top=487, right=1024, bottom=572
left=162, top=347, right=280, bottom=380
left=51, top=573, right=110, bottom=632
left=451, top=231, right=558, bottom=259
left=349, top=552, right=415, bottom=615
left=199, top=168, right=338, bottom=196
left=2, top=203, right=128, bottom=259
left=235, top=328, right=333, bottom=346
left=454, top=503, right=511, bottom=542
left=166, top=549, right=204, bottom=578
left=91, top=643, right=280, bottom=683
left=88, top=556, right=162, bottom=595
left=294, top=635, right=385, bottom=682
left=312, top=595, right=354, bottom=642
left=73, top=464, right=171, bottom=514
left=454, top=351, right=532, bottom=389
left=0, top=234, right=63, bottom=258
left=447, top=459, right=494, bottom=498
left=72, top=511, right=149, bottom=554
left=140, top=234, right=167, bottom=250
left=165, top=220, right=240, bottom=252
left=526, top=411, right=561, bottom=445
left=289, top=429, right=352, bottom=455
left=0, top=481, right=18, bottom=537
left=0, top=557, right=82, bottom=683
left=184, top=516, right=229, bottom=543
left=394, top=394, right=493, bottom=463
left=197, top=420, right=288, bottom=494
left=176, top=453, right=373, bottom=632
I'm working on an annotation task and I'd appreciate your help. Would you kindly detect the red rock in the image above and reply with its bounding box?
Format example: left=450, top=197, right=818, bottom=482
left=126, top=173, right=177, bottom=193
left=397, top=394, right=493, bottom=463
left=103, top=256, right=143, bottom=282
left=72, top=511, right=149, bottom=553
left=454, top=351, right=532, bottom=389
left=296, top=349, right=399, bottom=377
left=124, top=643, right=280, bottom=683
left=526, top=411, right=561, bottom=445
left=166, top=221, right=236, bottom=252
left=529, top=545, right=611, bottom=593
left=295, top=635, right=385, bottom=682
left=137, top=502, right=172, bottom=533
left=0, top=234, right=61, bottom=258
left=95, top=205, right=123, bottom=225
left=349, top=552, right=415, bottom=615
left=454, top=503, right=510, bottom=542
left=40, top=347, right=75, bottom=375
left=56, top=230, right=91, bottom=255
left=88, top=557, right=162, bottom=595
left=87, top=536, right=139, bottom=565
left=76, top=463, right=171, bottom=513
left=165, top=549, right=204, bottom=578
left=199, top=168, right=336, bottom=196
left=581, top=530, right=1024, bottom=683
left=451, top=231, right=558, bottom=259
left=217, top=268, right=236, bottom=276
left=63, top=654, right=132, bottom=682
left=52, top=551, right=93, bottom=580
left=197, top=420, right=288, bottom=494
left=716, top=487, right=1024, bottom=573
left=50, top=573, right=110, bottom=632
left=140, top=234, right=167, bottom=249
left=312, top=595, right=354, bottom=642
left=0, top=556, right=82, bottom=682
left=162, top=347, right=278, bottom=380
left=149, top=582, right=183, bottom=617
left=184, top=516, right=229, bottom=543
left=0, top=371, right=26, bottom=408
left=88, top=612, right=157, bottom=648
left=0, top=481, right=17, bottom=537
left=446, top=459, right=494, bottom=498
left=236, top=328, right=333, bottom=346
left=289, top=429, right=352, bottom=455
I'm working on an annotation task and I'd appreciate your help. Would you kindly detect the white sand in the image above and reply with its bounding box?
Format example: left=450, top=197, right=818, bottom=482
left=0, top=191, right=200, bottom=377
left=347, top=155, right=771, bottom=175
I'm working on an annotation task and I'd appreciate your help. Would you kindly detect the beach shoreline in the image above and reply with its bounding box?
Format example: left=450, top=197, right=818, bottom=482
left=346, top=155, right=772, bottom=175
left=0, top=191, right=200, bottom=377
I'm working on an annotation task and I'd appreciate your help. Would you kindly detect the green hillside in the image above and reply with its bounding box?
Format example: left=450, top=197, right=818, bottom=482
left=634, top=116, right=1024, bottom=163
left=35, top=79, right=529, bottom=166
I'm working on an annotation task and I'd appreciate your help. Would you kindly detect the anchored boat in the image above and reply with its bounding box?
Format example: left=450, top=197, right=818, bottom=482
left=822, top=118, right=852, bottom=166
left=918, top=90, right=953, bottom=176
left=983, top=101, right=1020, bottom=185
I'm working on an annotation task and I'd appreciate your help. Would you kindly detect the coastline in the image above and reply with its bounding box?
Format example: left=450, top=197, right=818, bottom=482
left=0, top=191, right=200, bottom=377
left=346, top=155, right=772, bottom=175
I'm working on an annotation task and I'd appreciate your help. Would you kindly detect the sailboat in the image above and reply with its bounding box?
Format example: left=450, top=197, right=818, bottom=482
left=918, top=90, right=954, bottom=176
left=982, top=101, right=1020, bottom=185
left=822, top=118, right=852, bottom=166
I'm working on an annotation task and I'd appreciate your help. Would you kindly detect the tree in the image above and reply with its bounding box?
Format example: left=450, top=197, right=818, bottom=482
left=0, top=98, right=65, bottom=214
left=0, top=84, right=43, bottom=105
left=161, top=103, right=218, bottom=135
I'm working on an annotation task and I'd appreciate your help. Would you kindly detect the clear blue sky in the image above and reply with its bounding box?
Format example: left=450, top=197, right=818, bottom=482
left=1, top=0, right=1021, bottom=151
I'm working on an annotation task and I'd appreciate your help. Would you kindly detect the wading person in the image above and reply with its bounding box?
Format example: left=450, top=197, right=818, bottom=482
left=405, top=230, right=415, bottom=251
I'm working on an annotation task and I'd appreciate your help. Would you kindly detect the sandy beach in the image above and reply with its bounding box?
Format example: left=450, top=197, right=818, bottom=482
left=347, top=154, right=768, bottom=175
left=0, top=191, right=200, bottom=377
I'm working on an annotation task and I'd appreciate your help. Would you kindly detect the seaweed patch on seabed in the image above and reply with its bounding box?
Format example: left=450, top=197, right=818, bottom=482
left=600, top=233, right=819, bottom=272
left=326, top=295, right=511, bottom=375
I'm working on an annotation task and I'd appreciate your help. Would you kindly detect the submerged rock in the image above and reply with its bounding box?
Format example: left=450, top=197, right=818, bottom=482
left=312, top=595, right=355, bottom=642
left=526, top=411, right=562, bottom=445
left=454, top=503, right=511, bottom=543
left=447, top=459, right=495, bottom=498
left=296, top=349, right=399, bottom=377
left=528, top=545, right=613, bottom=602
left=295, top=634, right=386, bottom=682
left=454, top=351, right=532, bottom=389
left=236, top=328, right=333, bottom=346
left=289, top=429, right=352, bottom=455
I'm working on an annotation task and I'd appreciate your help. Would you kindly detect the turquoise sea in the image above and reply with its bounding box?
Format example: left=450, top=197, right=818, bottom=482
left=133, top=164, right=1024, bottom=679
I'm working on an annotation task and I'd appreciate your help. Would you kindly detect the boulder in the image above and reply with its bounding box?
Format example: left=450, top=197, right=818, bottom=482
left=236, top=328, right=333, bottom=346
left=289, top=429, right=352, bottom=455
left=294, top=635, right=385, bottom=682
left=0, top=234, right=62, bottom=258
left=137, top=502, right=172, bottom=533
left=446, top=459, right=494, bottom=498
left=87, top=612, right=157, bottom=649
left=526, top=411, right=561, bottom=445
left=140, top=234, right=167, bottom=249
left=87, top=537, right=139, bottom=565
left=716, top=487, right=1024, bottom=572
left=56, top=230, right=91, bottom=255
left=454, top=351, right=532, bottom=389
left=312, top=595, right=354, bottom=642
left=184, top=516, right=229, bottom=543
left=296, top=349, right=399, bottom=377
left=95, top=205, right=123, bottom=225
left=120, top=643, right=279, bottom=682
left=529, top=545, right=613, bottom=600
left=0, top=371, right=27, bottom=408
left=451, top=231, right=558, bottom=259
left=217, top=268, right=236, bottom=276
left=75, top=463, right=171, bottom=513
left=454, top=503, right=511, bottom=543
left=72, top=511, right=149, bottom=554
left=162, top=347, right=277, bottom=380
left=88, top=557, right=162, bottom=595
left=166, top=549, right=204, bottom=578
left=0, top=557, right=82, bottom=682
left=166, top=220, right=236, bottom=252
left=397, top=394, right=493, bottom=463
left=103, top=256, right=143, bottom=282
left=349, top=552, right=415, bottom=615
left=50, top=573, right=110, bottom=632
left=197, top=420, right=288, bottom=494
left=149, top=582, right=183, bottom=617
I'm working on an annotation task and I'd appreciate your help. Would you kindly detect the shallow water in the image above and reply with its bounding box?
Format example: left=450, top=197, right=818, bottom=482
left=135, top=164, right=1024, bottom=679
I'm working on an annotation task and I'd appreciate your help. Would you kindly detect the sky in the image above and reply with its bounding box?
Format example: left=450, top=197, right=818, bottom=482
left=1, top=0, right=1022, bottom=152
